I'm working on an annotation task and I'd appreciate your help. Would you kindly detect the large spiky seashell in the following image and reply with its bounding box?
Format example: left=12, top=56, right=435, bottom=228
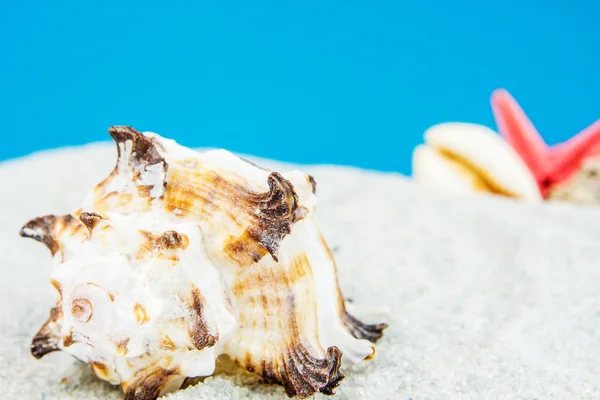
left=412, top=122, right=542, bottom=202
left=20, top=126, right=387, bottom=400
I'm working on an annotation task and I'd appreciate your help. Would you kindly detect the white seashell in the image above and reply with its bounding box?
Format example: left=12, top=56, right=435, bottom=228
left=21, top=126, right=387, bottom=400
left=412, top=122, right=542, bottom=202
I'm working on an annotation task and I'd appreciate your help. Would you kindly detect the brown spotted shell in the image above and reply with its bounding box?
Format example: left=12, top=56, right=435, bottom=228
left=21, top=126, right=387, bottom=399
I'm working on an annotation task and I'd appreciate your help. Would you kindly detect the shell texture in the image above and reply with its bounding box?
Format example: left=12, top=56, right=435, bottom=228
left=20, top=126, right=386, bottom=400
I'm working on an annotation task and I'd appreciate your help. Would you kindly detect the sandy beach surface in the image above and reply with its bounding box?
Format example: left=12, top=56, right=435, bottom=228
left=1, top=143, right=598, bottom=399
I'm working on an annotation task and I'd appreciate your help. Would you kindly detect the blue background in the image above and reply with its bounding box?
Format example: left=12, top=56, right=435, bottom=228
left=1, top=1, right=599, bottom=174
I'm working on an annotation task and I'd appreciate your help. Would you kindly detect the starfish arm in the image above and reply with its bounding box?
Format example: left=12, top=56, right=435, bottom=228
left=490, top=89, right=550, bottom=180
left=548, top=119, right=600, bottom=184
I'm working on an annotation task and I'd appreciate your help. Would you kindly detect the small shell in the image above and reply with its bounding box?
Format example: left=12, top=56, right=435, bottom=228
left=548, top=158, right=600, bottom=204
left=412, top=122, right=542, bottom=202
left=21, top=126, right=386, bottom=399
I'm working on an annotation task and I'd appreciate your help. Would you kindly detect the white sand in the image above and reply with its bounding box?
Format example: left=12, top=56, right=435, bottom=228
left=1, top=143, right=599, bottom=399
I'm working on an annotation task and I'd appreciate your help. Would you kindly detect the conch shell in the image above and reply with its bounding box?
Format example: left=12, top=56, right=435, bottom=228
left=412, top=122, right=542, bottom=202
left=21, top=126, right=387, bottom=399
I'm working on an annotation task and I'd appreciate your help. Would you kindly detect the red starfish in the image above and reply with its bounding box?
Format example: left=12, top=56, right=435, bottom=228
left=490, top=89, right=600, bottom=198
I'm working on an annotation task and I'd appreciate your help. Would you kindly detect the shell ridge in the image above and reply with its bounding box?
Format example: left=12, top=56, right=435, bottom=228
left=251, top=172, right=299, bottom=262
left=220, top=172, right=299, bottom=265
left=297, top=223, right=382, bottom=364
left=226, top=255, right=343, bottom=399
left=278, top=343, right=344, bottom=398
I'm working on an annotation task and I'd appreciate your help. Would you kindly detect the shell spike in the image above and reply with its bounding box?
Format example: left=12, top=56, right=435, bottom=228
left=108, top=125, right=166, bottom=169
left=276, top=344, right=344, bottom=398
left=30, top=307, right=62, bottom=359
left=342, top=310, right=388, bottom=344
left=79, top=212, right=104, bottom=232
left=122, top=368, right=182, bottom=400
left=90, top=126, right=169, bottom=211
left=225, top=172, right=299, bottom=264
left=307, top=174, right=317, bottom=194
left=318, top=347, right=345, bottom=396
left=20, top=214, right=77, bottom=255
